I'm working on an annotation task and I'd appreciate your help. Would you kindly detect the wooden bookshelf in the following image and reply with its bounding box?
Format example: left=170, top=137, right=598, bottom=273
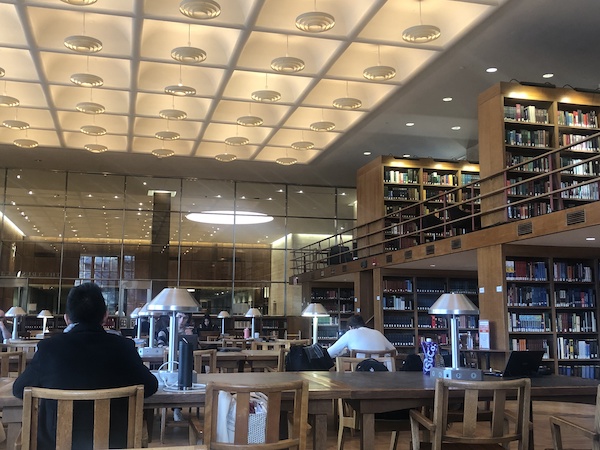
left=305, top=282, right=355, bottom=348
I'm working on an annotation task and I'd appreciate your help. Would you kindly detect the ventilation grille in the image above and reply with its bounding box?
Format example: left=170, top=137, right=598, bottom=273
left=451, top=239, right=462, bottom=250
left=566, top=209, right=585, bottom=225
left=426, top=245, right=435, bottom=255
left=386, top=254, right=393, bottom=263
left=517, top=222, right=533, bottom=236
left=404, top=250, right=412, bottom=260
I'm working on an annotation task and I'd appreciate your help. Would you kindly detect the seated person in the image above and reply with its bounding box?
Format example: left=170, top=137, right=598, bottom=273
left=197, top=313, right=217, bottom=335
left=327, top=314, right=396, bottom=358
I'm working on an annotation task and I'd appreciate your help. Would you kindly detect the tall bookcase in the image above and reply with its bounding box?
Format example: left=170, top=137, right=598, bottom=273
left=478, top=82, right=600, bottom=226
left=308, top=283, right=355, bottom=348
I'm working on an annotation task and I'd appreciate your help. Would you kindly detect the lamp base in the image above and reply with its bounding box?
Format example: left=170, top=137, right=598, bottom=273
left=430, top=367, right=483, bottom=380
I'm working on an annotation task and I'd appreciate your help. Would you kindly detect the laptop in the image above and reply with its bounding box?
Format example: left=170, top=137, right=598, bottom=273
left=484, top=350, right=545, bottom=378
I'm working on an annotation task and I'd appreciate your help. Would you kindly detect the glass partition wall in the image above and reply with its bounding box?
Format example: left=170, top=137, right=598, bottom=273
left=0, top=168, right=356, bottom=319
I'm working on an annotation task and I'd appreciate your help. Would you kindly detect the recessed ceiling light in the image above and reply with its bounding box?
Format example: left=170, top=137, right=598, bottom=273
left=70, top=73, right=104, bottom=87
left=333, top=97, right=362, bottom=109
left=363, top=151, right=371, bottom=156
left=451, top=126, right=461, bottom=130
left=291, top=141, right=314, bottom=150
left=187, top=211, right=273, bottom=225
left=251, top=89, right=281, bottom=102
left=171, top=46, right=207, bottom=63
left=159, top=109, right=187, bottom=120
left=486, top=67, right=498, bottom=73
left=164, top=84, right=196, bottom=97
left=363, top=65, right=396, bottom=81
left=402, top=25, right=441, bottom=43
left=215, top=153, right=237, bottom=162
left=3, top=120, right=29, bottom=130
left=179, top=0, right=221, bottom=19
left=237, top=115, right=263, bottom=127
left=14, top=139, right=38, bottom=148
left=542, top=73, right=554, bottom=79
left=152, top=149, right=175, bottom=158
left=155, top=131, right=180, bottom=140
left=225, top=136, right=249, bottom=146
left=76, top=102, right=105, bottom=114
left=80, top=125, right=106, bottom=136
left=586, top=237, right=596, bottom=241
left=276, top=157, right=298, bottom=166
left=295, top=11, right=335, bottom=33
left=406, top=122, right=415, bottom=127
left=0, top=95, right=19, bottom=107
left=442, top=97, right=453, bottom=102
left=64, top=35, right=103, bottom=53
left=84, top=143, right=108, bottom=153
left=271, top=56, right=305, bottom=73
left=310, top=121, right=335, bottom=132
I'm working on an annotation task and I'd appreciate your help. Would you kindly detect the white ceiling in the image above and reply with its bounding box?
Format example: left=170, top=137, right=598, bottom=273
left=0, top=0, right=506, bottom=178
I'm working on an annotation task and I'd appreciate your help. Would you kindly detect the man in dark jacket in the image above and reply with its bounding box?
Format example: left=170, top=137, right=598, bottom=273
left=13, top=282, right=159, bottom=450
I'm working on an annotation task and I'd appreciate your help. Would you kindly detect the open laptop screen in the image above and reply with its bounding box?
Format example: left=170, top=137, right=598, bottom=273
left=503, top=350, right=545, bottom=378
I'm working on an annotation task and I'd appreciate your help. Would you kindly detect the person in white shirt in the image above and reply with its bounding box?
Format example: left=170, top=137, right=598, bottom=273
left=327, top=314, right=396, bottom=358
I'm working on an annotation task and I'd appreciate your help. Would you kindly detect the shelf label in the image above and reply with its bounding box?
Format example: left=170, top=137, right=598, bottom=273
left=496, top=285, right=503, bottom=293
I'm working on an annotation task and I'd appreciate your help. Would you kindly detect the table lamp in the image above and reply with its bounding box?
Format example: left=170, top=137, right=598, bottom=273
left=245, top=308, right=262, bottom=338
left=147, top=288, right=200, bottom=372
left=217, top=310, right=230, bottom=335
left=37, top=309, right=53, bottom=334
left=302, top=303, right=329, bottom=345
left=130, top=306, right=142, bottom=339
left=428, top=292, right=482, bottom=380
left=6, top=306, right=27, bottom=341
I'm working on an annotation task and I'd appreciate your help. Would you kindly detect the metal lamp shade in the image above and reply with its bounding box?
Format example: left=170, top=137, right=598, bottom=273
left=302, top=303, right=329, bottom=344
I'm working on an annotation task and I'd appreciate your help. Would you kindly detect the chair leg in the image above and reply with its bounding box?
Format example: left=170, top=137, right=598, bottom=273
left=389, top=431, right=399, bottom=450
left=337, top=421, right=345, bottom=450
left=160, top=408, right=167, bottom=444
left=549, top=420, right=562, bottom=450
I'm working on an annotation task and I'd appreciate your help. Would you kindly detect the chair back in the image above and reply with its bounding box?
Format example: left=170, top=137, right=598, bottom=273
left=350, top=348, right=398, bottom=359
left=222, top=338, right=251, bottom=350
left=276, top=347, right=291, bottom=372
left=412, top=377, right=531, bottom=450
left=0, top=351, right=26, bottom=377
left=5, top=341, right=39, bottom=361
left=251, top=341, right=288, bottom=351
left=20, top=384, right=145, bottom=450
left=193, top=349, right=217, bottom=374
left=336, top=356, right=396, bottom=372
left=203, top=379, right=309, bottom=449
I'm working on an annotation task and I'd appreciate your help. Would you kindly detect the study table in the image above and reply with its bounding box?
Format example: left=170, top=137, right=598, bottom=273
left=142, top=349, right=280, bottom=372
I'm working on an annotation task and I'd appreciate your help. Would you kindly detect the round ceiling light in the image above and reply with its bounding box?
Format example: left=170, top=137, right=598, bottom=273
left=179, top=0, right=221, bottom=19
left=64, top=35, right=103, bottom=53
left=60, top=0, right=98, bottom=4
left=171, top=46, right=207, bottom=63
left=271, top=56, right=305, bottom=73
left=165, top=85, right=196, bottom=96
left=76, top=102, right=105, bottom=114
left=333, top=97, right=362, bottom=109
left=70, top=73, right=104, bottom=87
left=291, top=140, right=314, bottom=150
left=295, top=11, right=335, bottom=33
left=363, top=65, right=396, bottom=81
left=276, top=157, right=298, bottom=166
left=186, top=211, right=274, bottom=225
left=84, top=143, right=108, bottom=153
left=152, top=148, right=175, bottom=158
left=225, top=136, right=249, bottom=146
left=0, top=95, right=19, bottom=107
left=251, top=90, right=281, bottom=102
left=402, top=25, right=441, bottom=43
left=3, top=120, right=29, bottom=130
left=310, top=121, right=335, bottom=132
left=159, top=109, right=187, bottom=120
left=237, top=115, right=263, bottom=127
left=155, top=131, right=180, bottom=140
left=215, top=153, right=237, bottom=163
left=80, top=125, right=106, bottom=136
left=14, top=139, right=38, bottom=148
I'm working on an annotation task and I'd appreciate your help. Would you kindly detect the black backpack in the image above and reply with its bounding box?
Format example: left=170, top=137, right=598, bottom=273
left=285, top=344, right=335, bottom=371
left=355, top=358, right=389, bottom=372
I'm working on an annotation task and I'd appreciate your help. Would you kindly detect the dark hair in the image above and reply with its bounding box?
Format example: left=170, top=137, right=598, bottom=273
left=66, top=283, right=107, bottom=325
left=203, top=314, right=212, bottom=324
left=348, top=315, right=366, bottom=329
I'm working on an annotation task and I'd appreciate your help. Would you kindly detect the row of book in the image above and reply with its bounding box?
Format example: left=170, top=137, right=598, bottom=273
left=507, top=153, right=551, bottom=172
left=557, top=364, right=599, bottom=379
left=383, top=295, right=413, bottom=310
left=560, top=133, right=600, bottom=150
left=505, top=129, right=551, bottom=147
left=560, top=180, right=600, bottom=200
left=506, top=259, right=548, bottom=281
left=556, top=311, right=597, bottom=333
left=460, top=173, right=480, bottom=184
left=510, top=337, right=550, bottom=358
left=556, top=337, right=599, bottom=359
left=384, top=186, right=420, bottom=201
left=382, top=278, right=413, bottom=293
left=383, top=316, right=414, bottom=328
left=384, top=168, right=419, bottom=184
left=506, top=284, right=549, bottom=306
left=504, top=104, right=550, bottom=124
left=506, top=176, right=549, bottom=196
left=424, top=172, right=458, bottom=186
left=508, top=312, right=551, bottom=332
left=417, top=315, right=448, bottom=329
left=384, top=332, right=415, bottom=347
left=560, top=158, right=599, bottom=176
left=506, top=201, right=552, bottom=220
left=554, top=288, right=595, bottom=307
left=557, top=109, right=599, bottom=128
left=552, top=262, right=593, bottom=282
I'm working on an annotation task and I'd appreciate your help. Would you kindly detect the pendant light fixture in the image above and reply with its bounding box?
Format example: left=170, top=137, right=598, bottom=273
left=333, top=81, right=362, bottom=110
left=3, top=109, right=29, bottom=130
left=363, top=45, right=396, bottom=81
left=291, top=130, right=314, bottom=150
left=271, top=35, right=305, bottom=73
left=252, top=74, right=281, bottom=102
left=70, top=56, right=104, bottom=87
left=80, top=125, right=106, bottom=136
left=310, top=109, right=335, bottom=132
left=237, top=103, right=263, bottom=127
left=171, top=24, right=207, bottom=64
left=84, top=135, right=107, bottom=153
left=179, top=0, right=221, bottom=19
left=61, top=0, right=98, bottom=5
left=295, top=0, right=335, bottom=33
left=155, top=118, right=180, bottom=141
left=215, top=152, right=237, bottom=162
left=402, top=0, right=441, bottom=43
left=76, top=88, right=105, bottom=114
left=165, top=65, right=196, bottom=96
left=0, top=73, right=19, bottom=107
left=276, top=156, right=298, bottom=166
left=14, top=138, right=38, bottom=149
left=152, top=147, right=175, bottom=158
left=225, top=125, right=249, bottom=146
left=64, top=13, right=103, bottom=53
left=160, top=96, right=187, bottom=120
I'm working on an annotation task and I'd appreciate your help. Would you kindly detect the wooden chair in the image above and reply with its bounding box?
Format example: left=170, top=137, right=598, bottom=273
left=17, top=384, right=145, bottom=450
left=336, top=356, right=401, bottom=450
left=194, top=349, right=217, bottom=374
left=201, top=379, right=309, bottom=449
left=251, top=341, right=288, bottom=351
left=222, top=338, right=251, bottom=350
left=350, top=348, right=398, bottom=359
left=549, top=383, right=600, bottom=450
left=0, top=351, right=26, bottom=377
left=409, top=377, right=531, bottom=450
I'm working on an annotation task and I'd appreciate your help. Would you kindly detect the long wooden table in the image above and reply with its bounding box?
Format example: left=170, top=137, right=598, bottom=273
left=141, top=349, right=280, bottom=372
